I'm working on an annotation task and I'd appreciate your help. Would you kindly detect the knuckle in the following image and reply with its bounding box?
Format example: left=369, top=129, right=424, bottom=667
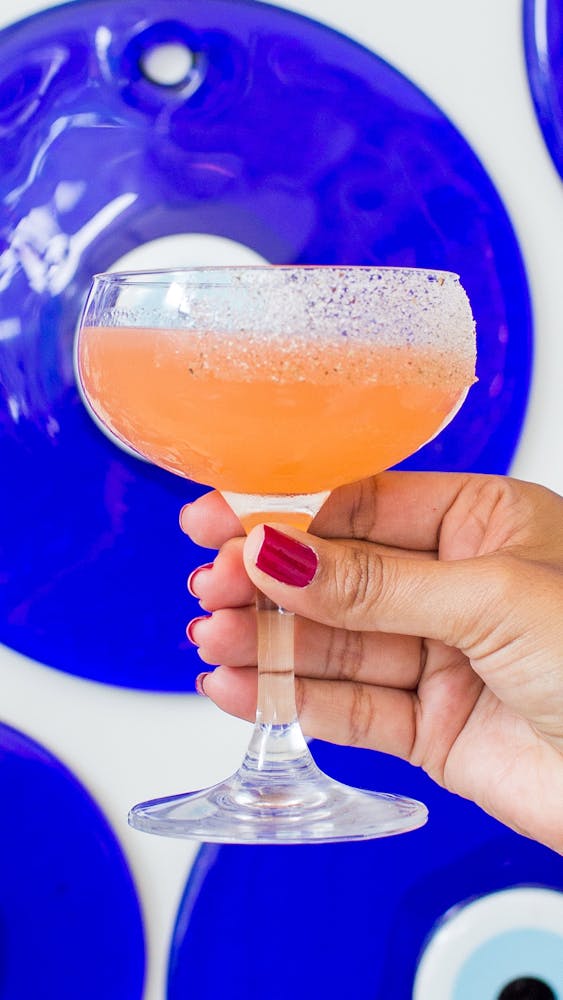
left=347, top=683, right=376, bottom=747
left=325, top=627, right=365, bottom=681
left=346, top=477, right=379, bottom=539
left=334, top=544, right=384, bottom=625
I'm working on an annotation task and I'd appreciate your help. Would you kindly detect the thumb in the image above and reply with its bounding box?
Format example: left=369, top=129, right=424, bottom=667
left=243, top=523, right=518, bottom=656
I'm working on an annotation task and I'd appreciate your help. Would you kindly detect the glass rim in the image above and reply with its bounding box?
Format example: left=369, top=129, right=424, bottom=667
left=92, top=264, right=461, bottom=286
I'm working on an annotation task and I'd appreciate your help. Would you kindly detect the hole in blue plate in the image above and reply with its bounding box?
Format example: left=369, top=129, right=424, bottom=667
left=120, top=20, right=208, bottom=102
left=140, top=41, right=195, bottom=88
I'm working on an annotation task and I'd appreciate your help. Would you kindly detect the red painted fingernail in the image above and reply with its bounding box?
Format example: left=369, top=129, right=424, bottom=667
left=186, top=615, right=209, bottom=645
left=187, top=563, right=214, bottom=597
left=256, top=526, right=318, bottom=587
left=195, top=671, right=210, bottom=696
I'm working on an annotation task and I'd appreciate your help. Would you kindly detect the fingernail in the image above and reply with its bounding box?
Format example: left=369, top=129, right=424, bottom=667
left=179, top=503, right=191, bottom=531
left=195, top=671, right=210, bottom=696
left=255, top=525, right=318, bottom=587
left=187, top=563, right=214, bottom=597
left=186, top=615, right=209, bottom=646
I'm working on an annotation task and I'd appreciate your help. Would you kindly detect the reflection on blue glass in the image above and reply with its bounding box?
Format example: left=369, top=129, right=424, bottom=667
left=524, top=0, right=563, bottom=177
left=0, top=721, right=144, bottom=999
left=453, top=930, right=562, bottom=1000
left=0, top=0, right=532, bottom=689
left=168, top=745, right=562, bottom=1000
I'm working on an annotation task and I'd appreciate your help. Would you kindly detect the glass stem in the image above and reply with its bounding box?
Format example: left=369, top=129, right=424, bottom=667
left=256, top=592, right=297, bottom=727
left=221, top=490, right=330, bottom=776
left=245, top=591, right=308, bottom=765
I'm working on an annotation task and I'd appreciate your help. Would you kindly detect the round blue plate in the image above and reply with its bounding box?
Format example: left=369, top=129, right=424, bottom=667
left=168, top=744, right=562, bottom=1000
left=0, top=0, right=532, bottom=689
left=524, top=0, right=563, bottom=177
left=0, top=720, right=144, bottom=998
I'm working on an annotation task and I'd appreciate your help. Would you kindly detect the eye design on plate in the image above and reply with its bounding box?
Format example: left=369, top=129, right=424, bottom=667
left=413, top=887, right=563, bottom=1000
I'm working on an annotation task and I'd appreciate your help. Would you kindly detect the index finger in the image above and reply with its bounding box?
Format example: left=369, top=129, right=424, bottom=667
left=180, top=472, right=471, bottom=552
left=180, top=490, right=244, bottom=549
left=314, top=471, right=473, bottom=550
left=318, top=472, right=561, bottom=561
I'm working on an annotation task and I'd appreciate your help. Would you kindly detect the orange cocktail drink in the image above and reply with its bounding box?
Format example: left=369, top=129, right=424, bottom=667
left=79, top=328, right=473, bottom=495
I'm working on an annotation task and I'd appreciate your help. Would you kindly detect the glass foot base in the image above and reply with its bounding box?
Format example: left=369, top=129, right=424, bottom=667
left=129, top=766, right=428, bottom=844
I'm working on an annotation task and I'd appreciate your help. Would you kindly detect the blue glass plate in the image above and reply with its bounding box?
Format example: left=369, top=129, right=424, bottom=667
left=168, top=743, right=562, bottom=1000
left=524, top=0, right=563, bottom=177
left=0, top=720, right=144, bottom=998
left=0, top=0, right=532, bottom=689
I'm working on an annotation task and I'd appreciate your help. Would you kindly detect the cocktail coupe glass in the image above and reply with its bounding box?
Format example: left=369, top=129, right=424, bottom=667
left=77, top=266, right=476, bottom=844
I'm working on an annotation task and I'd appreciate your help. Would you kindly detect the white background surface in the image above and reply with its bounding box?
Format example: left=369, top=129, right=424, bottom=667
left=0, top=1, right=562, bottom=997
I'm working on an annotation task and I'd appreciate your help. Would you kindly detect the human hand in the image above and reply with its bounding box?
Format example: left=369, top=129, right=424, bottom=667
left=180, top=473, right=563, bottom=854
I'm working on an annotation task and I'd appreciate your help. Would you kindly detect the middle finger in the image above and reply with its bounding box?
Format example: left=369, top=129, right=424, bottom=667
left=189, top=606, right=422, bottom=689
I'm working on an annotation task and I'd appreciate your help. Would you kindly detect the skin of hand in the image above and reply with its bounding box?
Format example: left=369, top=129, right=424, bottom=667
left=180, top=473, right=563, bottom=854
